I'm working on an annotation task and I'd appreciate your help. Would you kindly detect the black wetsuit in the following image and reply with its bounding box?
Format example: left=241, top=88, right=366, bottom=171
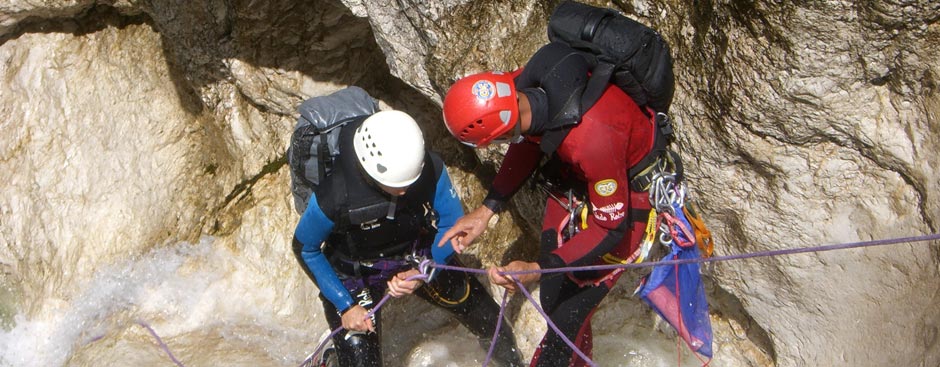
left=487, top=42, right=657, bottom=366
left=293, top=116, right=523, bottom=366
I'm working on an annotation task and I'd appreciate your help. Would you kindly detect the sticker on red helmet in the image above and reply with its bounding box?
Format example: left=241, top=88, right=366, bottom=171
left=472, top=80, right=496, bottom=101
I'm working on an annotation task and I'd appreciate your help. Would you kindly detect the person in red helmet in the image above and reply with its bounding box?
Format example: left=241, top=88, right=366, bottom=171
left=438, top=41, right=662, bottom=366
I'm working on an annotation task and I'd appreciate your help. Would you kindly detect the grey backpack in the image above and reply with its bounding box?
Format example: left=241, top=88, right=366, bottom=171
left=287, top=86, right=378, bottom=214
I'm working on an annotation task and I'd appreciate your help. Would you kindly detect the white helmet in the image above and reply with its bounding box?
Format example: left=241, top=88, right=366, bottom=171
left=353, top=110, right=426, bottom=187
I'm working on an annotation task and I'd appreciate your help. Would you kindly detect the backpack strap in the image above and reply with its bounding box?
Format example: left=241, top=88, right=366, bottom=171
left=628, top=113, right=682, bottom=192
left=579, top=7, right=613, bottom=41
left=554, top=5, right=619, bottom=117
left=579, top=61, right=617, bottom=116
left=317, top=132, right=330, bottom=185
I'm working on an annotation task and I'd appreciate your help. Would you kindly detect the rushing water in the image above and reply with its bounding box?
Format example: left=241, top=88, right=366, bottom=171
left=0, top=236, right=709, bottom=367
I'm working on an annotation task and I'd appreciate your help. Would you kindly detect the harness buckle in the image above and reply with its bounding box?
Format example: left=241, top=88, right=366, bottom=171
left=656, top=112, right=675, bottom=143
left=359, top=220, right=381, bottom=230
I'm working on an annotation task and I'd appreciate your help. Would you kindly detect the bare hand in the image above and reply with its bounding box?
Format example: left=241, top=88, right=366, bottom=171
left=340, top=305, right=374, bottom=333
left=487, top=261, right=541, bottom=293
left=387, top=269, right=424, bottom=298
left=436, top=205, right=496, bottom=253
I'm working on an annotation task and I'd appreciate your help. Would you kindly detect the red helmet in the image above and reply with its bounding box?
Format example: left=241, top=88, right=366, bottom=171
left=442, top=71, right=519, bottom=147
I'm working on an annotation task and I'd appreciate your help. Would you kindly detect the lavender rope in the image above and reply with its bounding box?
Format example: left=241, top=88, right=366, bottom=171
left=299, top=270, right=430, bottom=366
left=432, top=263, right=487, bottom=274
left=136, top=320, right=186, bottom=367
left=302, top=232, right=939, bottom=366
left=497, top=233, right=940, bottom=276
left=511, top=276, right=597, bottom=367
left=482, top=288, right=511, bottom=367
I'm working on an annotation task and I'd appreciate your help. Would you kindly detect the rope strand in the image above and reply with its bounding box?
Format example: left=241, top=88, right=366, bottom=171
left=498, top=233, right=940, bottom=276
left=511, top=276, right=597, bottom=367
left=482, top=288, right=511, bottom=367
left=136, top=320, right=186, bottom=367
left=130, top=232, right=938, bottom=367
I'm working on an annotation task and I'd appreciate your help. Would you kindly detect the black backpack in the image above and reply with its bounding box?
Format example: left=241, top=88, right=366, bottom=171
left=547, top=0, right=675, bottom=114
left=546, top=1, right=681, bottom=187
left=287, top=86, right=378, bottom=214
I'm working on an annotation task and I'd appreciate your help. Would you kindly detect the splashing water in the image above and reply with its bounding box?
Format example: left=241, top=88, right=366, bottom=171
left=0, top=236, right=326, bottom=366
left=0, top=238, right=216, bottom=366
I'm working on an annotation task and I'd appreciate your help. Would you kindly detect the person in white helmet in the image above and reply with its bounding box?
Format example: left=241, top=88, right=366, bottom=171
left=292, top=109, right=523, bottom=367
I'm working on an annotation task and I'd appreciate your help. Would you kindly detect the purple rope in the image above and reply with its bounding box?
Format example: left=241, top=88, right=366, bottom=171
left=298, top=233, right=940, bottom=366
left=511, top=276, right=597, bottom=367
left=299, top=326, right=344, bottom=366
left=433, top=263, right=487, bottom=274
left=119, top=234, right=940, bottom=367
left=482, top=288, right=511, bottom=367
left=299, top=272, right=430, bottom=366
left=136, top=320, right=186, bottom=367
left=495, top=233, right=940, bottom=276
left=426, top=232, right=940, bottom=367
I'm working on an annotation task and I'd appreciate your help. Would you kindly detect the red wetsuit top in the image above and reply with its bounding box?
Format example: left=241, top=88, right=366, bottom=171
left=487, top=83, right=655, bottom=270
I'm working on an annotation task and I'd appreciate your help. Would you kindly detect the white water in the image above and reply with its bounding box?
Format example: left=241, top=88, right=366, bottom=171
left=0, top=236, right=710, bottom=367
left=0, top=237, right=320, bottom=366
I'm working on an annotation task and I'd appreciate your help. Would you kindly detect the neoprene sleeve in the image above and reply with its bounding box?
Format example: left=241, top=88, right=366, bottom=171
left=295, top=194, right=354, bottom=313
left=430, top=168, right=461, bottom=265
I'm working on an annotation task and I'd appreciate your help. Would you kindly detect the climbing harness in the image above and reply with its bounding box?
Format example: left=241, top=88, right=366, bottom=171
left=537, top=179, right=589, bottom=244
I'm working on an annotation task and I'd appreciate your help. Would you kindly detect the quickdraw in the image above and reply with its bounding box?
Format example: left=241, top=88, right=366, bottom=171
left=645, top=170, right=701, bottom=252
left=658, top=210, right=697, bottom=249
left=684, top=199, right=714, bottom=257
left=633, top=209, right=659, bottom=263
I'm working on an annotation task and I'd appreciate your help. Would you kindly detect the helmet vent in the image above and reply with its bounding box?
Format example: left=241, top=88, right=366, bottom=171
left=376, top=163, right=387, bottom=173
left=460, top=119, right=486, bottom=140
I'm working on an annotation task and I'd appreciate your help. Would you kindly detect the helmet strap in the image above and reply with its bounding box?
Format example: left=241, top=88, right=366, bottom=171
left=386, top=196, right=397, bottom=220
left=510, top=118, right=524, bottom=143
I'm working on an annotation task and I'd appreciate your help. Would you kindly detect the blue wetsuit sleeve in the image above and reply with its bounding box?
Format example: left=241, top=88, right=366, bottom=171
left=295, top=194, right=355, bottom=313
left=431, top=167, right=462, bottom=265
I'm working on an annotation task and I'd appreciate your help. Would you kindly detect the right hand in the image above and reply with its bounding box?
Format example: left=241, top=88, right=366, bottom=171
left=436, top=205, right=496, bottom=253
left=387, top=269, right=425, bottom=298
left=487, top=261, right=541, bottom=294
left=340, top=305, right=374, bottom=333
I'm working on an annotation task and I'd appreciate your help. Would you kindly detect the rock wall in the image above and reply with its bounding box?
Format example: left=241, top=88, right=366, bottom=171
left=1, top=0, right=938, bottom=366
left=351, top=1, right=940, bottom=365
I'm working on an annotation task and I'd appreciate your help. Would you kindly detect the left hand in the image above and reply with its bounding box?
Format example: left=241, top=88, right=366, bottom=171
left=487, top=261, right=541, bottom=293
left=387, top=269, right=425, bottom=298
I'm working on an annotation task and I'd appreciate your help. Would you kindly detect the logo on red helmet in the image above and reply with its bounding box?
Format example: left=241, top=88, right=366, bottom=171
left=471, top=80, right=495, bottom=101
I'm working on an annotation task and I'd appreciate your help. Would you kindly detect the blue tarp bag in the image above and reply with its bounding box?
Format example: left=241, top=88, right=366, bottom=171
left=637, top=205, right=713, bottom=358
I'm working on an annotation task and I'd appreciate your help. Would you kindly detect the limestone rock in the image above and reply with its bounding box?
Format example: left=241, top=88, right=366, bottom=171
left=1, top=0, right=938, bottom=366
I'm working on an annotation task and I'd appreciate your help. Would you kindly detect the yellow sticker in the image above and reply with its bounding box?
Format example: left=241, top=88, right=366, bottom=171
left=594, top=179, right=618, bottom=197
